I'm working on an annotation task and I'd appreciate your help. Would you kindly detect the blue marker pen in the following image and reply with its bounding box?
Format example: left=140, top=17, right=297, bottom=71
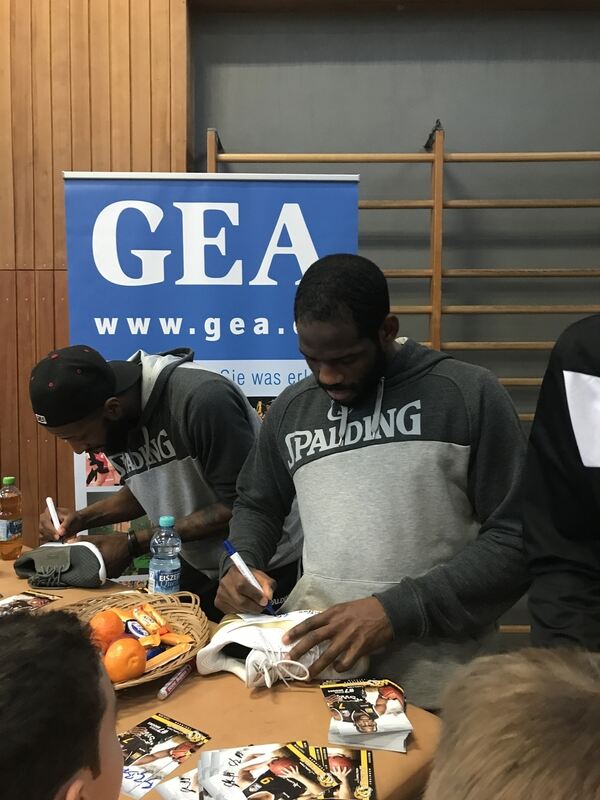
left=223, top=540, right=275, bottom=615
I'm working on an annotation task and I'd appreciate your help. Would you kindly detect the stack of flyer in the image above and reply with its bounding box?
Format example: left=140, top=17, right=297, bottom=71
left=321, top=679, right=413, bottom=754
left=0, top=590, right=60, bottom=615
left=156, top=769, right=202, bottom=799
left=198, top=741, right=376, bottom=800
left=119, top=713, right=210, bottom=799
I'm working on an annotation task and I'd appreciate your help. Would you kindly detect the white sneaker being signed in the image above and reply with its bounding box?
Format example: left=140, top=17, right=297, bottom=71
left=196, top=610, right=369, bottom=689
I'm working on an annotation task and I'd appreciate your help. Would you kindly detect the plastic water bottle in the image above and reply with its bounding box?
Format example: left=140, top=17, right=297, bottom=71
left=148, top=515, right=181, bottom=595
left=0, top=476, right=23, bottom=561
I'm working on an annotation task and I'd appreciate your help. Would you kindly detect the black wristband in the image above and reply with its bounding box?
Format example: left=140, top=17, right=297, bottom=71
left=127, top=530, right=141, bottom=559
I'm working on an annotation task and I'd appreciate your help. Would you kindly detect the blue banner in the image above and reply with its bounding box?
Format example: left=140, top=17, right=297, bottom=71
left=65, top=173, right=358, bottom=395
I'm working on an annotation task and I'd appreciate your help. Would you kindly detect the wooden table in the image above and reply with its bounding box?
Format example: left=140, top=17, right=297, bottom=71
left=0, top=562, right=440, bottom=800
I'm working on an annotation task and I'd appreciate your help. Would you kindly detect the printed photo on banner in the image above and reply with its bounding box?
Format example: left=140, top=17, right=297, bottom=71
left=85, top=451, right=122, bottom=486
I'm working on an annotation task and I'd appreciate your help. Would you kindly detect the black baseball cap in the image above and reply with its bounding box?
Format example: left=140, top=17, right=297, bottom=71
left=30, top=345, right=142, bottom=427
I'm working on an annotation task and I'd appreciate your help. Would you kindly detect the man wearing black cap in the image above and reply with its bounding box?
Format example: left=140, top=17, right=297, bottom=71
left=30, top=345, right=300, bottom=608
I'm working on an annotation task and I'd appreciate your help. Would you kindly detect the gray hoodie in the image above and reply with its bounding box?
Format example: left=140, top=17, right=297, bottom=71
left=106, top=348, right=301, bottom=577
left=224, top=340, right=529, bottom=708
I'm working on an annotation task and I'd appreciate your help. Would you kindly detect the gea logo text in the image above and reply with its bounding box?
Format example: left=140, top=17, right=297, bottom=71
left=92, top=201, right=318, bottom=287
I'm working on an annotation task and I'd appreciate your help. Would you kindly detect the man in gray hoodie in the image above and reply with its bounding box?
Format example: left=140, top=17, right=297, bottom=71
left=30, top=345, right=300, bottom=613
left=216, top=253, right=529, bottom=708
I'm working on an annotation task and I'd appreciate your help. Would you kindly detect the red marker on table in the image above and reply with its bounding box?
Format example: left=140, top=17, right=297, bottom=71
left=157, top=663, right=193, bottom=700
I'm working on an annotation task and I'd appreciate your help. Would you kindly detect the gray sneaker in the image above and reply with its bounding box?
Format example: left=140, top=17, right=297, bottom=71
left=14, top=542, right=107, bottom=589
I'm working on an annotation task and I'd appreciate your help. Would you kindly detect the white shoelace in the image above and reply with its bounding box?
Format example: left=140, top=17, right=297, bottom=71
left=246, top=628, right=311, bottom=689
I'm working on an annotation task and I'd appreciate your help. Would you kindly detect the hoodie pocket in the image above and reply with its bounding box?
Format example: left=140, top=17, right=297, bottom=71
left=282, top=572, right=400, bottom=613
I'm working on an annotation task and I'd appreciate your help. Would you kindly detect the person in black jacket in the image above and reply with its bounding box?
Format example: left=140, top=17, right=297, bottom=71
left=523, top=314, right=600, bottom=648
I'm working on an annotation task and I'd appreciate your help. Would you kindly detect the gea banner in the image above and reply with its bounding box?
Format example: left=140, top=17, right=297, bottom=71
left=64, top=172, right=359, bottom=396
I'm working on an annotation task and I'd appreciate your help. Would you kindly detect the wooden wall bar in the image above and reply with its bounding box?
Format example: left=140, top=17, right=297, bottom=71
left=0, top=0, right=188, bottom=546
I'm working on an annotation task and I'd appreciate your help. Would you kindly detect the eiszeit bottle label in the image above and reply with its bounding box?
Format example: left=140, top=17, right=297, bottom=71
left=149, top=567, right=180, bottom=594
left=0, top=519, right=22, bottom=541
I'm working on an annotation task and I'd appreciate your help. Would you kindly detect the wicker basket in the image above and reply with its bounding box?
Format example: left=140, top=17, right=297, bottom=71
left=67, top=590, right=210, bottom=690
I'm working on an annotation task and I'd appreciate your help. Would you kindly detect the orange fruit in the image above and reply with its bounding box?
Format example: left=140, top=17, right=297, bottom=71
left=103, top=637, right=147, bottom=683
left=89, top=610, right=125, bottom=653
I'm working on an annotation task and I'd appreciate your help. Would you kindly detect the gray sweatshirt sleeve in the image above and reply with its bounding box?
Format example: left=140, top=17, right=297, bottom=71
left=220, top=401, right=296, bottom=575
left=173, top=374, right=257, bottom=509
left=374, top=370, right=530, bottom=639
left=190, top=381, right=257, bottom=509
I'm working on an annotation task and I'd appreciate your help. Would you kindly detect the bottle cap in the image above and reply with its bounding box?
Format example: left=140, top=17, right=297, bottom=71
left=2, top=477, right=15, bottom=486
left=159, top=515, right=175, bottom=528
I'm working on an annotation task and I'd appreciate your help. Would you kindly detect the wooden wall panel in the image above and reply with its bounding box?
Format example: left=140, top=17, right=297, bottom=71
left=89, top=0, right=111, bottom=171
left=0, top=273, right=19, bottom=481
left=16, top=272, right=39, bottom=545
left=50, top=0, right=72, bottom=269
left=32, top=0, right=54, bottom=269
left=170, top=0, right=188, bottom=171
left=0, top=0, right=15, bottom=269
left=131, top=0, right=152, bottom=171
left=110, top=0, right=131, bottom=170
left=70, top=0, right=92, bottom=171
left=151, top=0, right=172, bottom=170
left=11, top=0, right=34, bottom=269
left=0, top=0, right=189, bottom=538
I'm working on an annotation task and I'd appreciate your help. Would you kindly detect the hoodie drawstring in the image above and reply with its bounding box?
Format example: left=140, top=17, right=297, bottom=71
left=336, top=377, right=385, bottom=446
left=337, top=403, right=349, bottom=445
left=371, top=377, right=385, bottom=438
